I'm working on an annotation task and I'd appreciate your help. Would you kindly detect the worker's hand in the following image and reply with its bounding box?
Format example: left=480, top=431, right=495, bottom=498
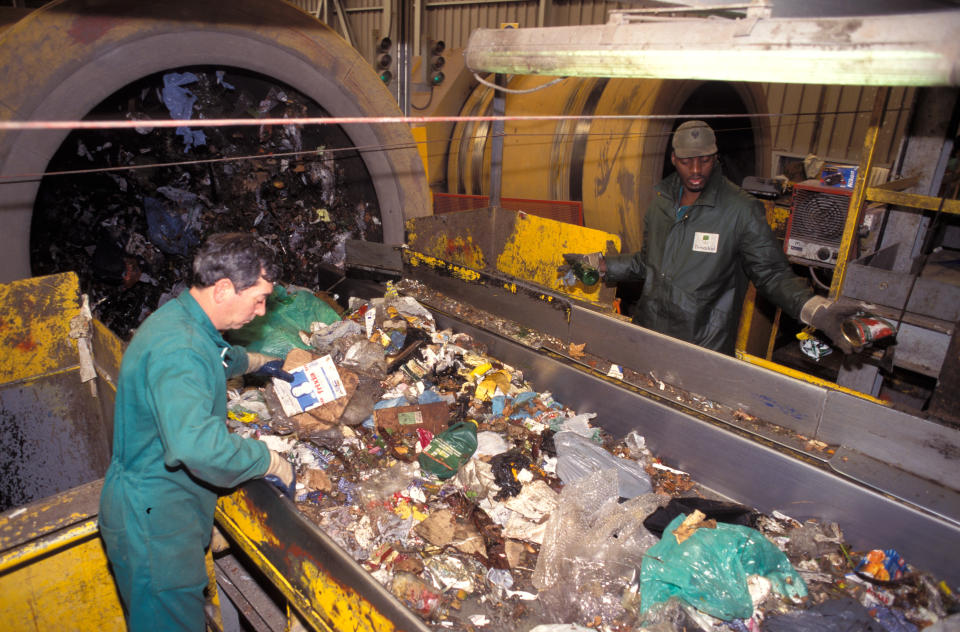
left=558, top=252, right=605, bottom=287
left=800, top=296, right=861, bottom=354
left=561, top=252, right=604, bottom=270
left=248, top=352, right=294, bottom=382
left=210, top=525, right=230, bottom=554
left=264, top=450, right=296, bottom=500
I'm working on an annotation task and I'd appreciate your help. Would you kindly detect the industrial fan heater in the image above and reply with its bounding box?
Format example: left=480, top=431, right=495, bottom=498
left=784, top=182, right=853, bottom=267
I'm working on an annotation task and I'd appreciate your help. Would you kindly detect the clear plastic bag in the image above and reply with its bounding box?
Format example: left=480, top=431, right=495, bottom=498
left=639, top=513, right=808, bottom=620
left=309, top=319, right=362, bottom=350
left=554, top=431, right=652, bottom=499
left=532, top=468, right=663, bottom=624
left=354, top=460, right=420, bottom=506
left=227, top=388, right=271, bottom=421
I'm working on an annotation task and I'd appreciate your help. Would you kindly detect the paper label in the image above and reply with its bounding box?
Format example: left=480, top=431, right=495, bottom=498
left=398, top=411, right=424, bottom=426
left=273, top=355, right=346, bottom=416
left=364, top=307, right=377, bottom=338
left=692, top=232, right=719, bottom=253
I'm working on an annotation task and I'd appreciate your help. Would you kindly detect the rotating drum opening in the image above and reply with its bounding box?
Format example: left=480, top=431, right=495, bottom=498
left=31, top=66, right=384, bottom=336
left=446, top=76, right=768, bottom=256
left=0, top=0, right=430, bottom=300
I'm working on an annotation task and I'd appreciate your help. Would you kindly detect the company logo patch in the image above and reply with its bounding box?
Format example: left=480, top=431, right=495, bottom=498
left=692, top=232, right=719, bottom=253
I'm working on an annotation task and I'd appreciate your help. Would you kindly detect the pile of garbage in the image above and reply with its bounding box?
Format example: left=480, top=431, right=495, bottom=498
left=31, top=68, right=379, bottom=338
left=226, top=285, right=958, bottom=632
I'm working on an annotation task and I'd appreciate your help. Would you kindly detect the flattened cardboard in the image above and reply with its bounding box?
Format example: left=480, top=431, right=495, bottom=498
left=373, top=401, right=450, bottom=440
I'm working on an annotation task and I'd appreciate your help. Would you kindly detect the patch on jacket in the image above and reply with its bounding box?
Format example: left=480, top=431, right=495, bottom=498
left=692, top=232, right=719, bottom=253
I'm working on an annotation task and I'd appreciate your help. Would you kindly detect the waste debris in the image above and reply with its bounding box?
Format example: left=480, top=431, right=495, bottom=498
left=31, top=68, right=380, bottom=339
left=224, top=284, right=957, bottom=632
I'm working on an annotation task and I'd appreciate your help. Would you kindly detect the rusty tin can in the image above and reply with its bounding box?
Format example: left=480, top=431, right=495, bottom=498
left=841, top=315, right=897, bottom=350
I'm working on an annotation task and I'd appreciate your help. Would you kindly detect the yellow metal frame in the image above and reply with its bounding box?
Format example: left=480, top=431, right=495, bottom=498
left=866, top=187, right=960, bottom=214
left=0, top=272, right=83, bottom=384
left=215, top=491, right=398, bottom=632
left=735, top=350, right=887, bottom=404
left=830, top=87, right=891, bottom=300
left=0, top=482, right=126, bottom=631
left=737, top=88, right=894, bottom=402
left=405, top=208, right=621, bottom=306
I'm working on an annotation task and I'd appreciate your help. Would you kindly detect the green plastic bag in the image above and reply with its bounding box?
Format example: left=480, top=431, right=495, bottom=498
left=228, top=285, right=340, bottom=358
left=640, top=513, right=807, bottom=620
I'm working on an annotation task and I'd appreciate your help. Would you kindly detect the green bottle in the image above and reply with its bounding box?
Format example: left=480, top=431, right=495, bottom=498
left=572, top=261, right=601, bottom=286
left=418, top=420, right=479, bottom=480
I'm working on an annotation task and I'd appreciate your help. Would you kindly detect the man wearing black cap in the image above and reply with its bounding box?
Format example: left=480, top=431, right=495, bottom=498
left=566, top=120, right=855, bottom=355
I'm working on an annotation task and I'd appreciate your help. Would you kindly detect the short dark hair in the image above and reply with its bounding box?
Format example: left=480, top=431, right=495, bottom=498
left=192, top=233, right=281, bottom=290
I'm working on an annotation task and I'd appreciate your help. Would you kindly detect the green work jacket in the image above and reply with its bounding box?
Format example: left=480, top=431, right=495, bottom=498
left=605, top=166, right=812, bottom=355
left=99, top=290, right=270, bottom=627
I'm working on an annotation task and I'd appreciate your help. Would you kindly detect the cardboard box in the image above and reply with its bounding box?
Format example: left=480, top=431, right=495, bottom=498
left=820, top=164, right=858, bottom=189
left=273, top=354, right=347, bottom=417
left=374, top=401, right=450, bottom=440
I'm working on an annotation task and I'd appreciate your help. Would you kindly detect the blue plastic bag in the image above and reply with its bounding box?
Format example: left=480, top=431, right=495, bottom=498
left=640, top=513, right=807, bottom=620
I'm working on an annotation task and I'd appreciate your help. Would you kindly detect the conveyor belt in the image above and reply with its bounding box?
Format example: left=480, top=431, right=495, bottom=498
left=431, top=311, right=960, bottom=586
left=217, top=301, right=959, bottom=632
left=404, top=257, right=960, bottom=522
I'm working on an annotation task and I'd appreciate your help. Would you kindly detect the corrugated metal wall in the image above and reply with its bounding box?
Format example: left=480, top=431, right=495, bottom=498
left=289, top=0, right=916, bottom=173
left=764, top=84, right=915, bottom=172
left=425, top=2, right=538, bottom=47
left=289, top=0, right=625, bottom=60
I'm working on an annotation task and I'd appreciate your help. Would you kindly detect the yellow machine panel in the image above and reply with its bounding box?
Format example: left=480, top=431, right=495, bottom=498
left=0, top=273, right=82, bottom=384
left=406, top=207, right=621, bottom=306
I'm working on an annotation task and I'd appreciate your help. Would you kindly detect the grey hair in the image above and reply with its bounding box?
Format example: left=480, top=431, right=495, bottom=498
left=192, top=232, right=280, bottom=290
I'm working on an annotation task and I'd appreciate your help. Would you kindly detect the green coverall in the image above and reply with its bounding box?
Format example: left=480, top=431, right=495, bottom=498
left=99, top=290, right=271, bottom=631
left=605, top=165, right=813, bottom=355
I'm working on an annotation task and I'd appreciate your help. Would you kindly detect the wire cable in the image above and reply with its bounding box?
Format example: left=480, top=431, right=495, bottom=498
left=0, top=110, right=825, bottom=132
left=808, top=265, right=833, bottom=291
left=411, top=85, right=435, bottom=111
left=0, top=108, right=906, bottom=183
left=471, top=73, right=567, bottom=94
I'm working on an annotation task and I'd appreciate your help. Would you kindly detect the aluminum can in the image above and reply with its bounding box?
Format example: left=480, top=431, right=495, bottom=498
left=841, top=315, right=897, bottom=350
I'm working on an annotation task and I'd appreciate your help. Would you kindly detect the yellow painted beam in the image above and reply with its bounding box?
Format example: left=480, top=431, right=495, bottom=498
left=406, top=209, right=621, bottom=307
left=830, top=87, right=889, bottom=300
left=0, top=519, right=98, bottom=573
left=866, top=187, right=960, bottom=215
left=216, top=492, right=397, bottom=632
left=736, top=351, right=888, bottom=404
left=495, top=213, right=620, bottom=305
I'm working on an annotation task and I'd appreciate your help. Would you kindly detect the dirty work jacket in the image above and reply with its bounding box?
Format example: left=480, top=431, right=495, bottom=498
left=605, top=166, right=812, bottom=355
left=99, top=290, right=270, bottom=632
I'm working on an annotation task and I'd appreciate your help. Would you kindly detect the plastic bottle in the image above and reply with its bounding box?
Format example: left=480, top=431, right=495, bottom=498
left=417, top=419, right=478, bottom=479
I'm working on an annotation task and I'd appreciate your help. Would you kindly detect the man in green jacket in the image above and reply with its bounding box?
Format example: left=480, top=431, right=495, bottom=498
left=568, top=120, right=854, bottom=355
left=99, top=232, right=295, bottom=631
